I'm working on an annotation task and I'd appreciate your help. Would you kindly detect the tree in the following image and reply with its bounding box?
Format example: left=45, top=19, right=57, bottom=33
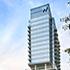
left=65, top=48, right=70, bottom=63
left=65, top=48, right=70, bottom=54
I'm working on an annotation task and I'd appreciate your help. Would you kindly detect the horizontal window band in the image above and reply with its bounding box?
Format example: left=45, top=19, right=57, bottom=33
left=31, top=37, right=49, bottom=42
left=31, top=43, right=49, bottom=47
left=31, top=10, right=42, bottom=14
left=31, top=38, right=49, bottom=43
left=31, top=32, right=49, bottom=38
left=31, top=34, right=49, bottom=39
left=31, top=51, right=50, bottom=57
left=32, top=53, right=49, bottom=58
left=32, top=58, right=50, bottom=63
left=32, top=55, right=49, bottom=60
left=30, top=15, right=49, bottom=23
left=31, top=20, right=49, bottom=27
left=31, top=41, right=49, bottom=46
left=31, top=26, right=49, bottom=31
left=31, top=47, right=49, bottom=52
left=31, top=13, right=49, bottom=19
left=31, top=21, right=49, bottom=27
left=31, top=24, right=49, bottom=30
left=31, top=29, right=49, bottom=36
left=31, top=50, right=49, bottom=55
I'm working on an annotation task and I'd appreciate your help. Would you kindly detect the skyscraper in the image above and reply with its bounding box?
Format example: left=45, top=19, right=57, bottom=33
left=28, top=4, right=60, bottom=70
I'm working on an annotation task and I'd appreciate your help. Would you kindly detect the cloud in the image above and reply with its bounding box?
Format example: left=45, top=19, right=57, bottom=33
left=0, top=31, right=28, bottom=70
left=0, top=17, right=22, bottom=48
left=0, top=0, right=29, bottom=69
left=0, top=48, right=28, bottom=70
left=1, top=0, right=16, bottom=7
left=28, top=0, right=43, bottom=8
left=28, top=0, right=34, bottom=7
left=0, top=15, right=29, bottom=70
left=61, top=62, right=70, bottom=70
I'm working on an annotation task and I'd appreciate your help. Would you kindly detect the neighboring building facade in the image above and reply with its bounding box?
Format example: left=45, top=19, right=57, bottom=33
left=28, top=4, right=60, bottom=70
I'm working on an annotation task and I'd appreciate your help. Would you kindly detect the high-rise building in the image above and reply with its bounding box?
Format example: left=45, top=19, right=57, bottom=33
left=28, top=4, right=60, bottom=70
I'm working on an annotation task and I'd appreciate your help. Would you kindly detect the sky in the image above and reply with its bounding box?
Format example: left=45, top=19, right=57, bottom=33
left=0, top=0, right=70, bottom=70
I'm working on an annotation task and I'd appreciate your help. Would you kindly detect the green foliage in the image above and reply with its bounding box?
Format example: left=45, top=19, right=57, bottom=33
left=65, top=48, right=70, bottom=54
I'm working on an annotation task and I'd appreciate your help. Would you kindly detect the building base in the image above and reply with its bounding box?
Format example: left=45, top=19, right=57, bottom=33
left=29, top=63, right=56, bottom=70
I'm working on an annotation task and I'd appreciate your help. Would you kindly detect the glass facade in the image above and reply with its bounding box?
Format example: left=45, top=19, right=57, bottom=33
left=30, top=4, right=51, bottom=64
left=28, top=4, right=60, bottom=70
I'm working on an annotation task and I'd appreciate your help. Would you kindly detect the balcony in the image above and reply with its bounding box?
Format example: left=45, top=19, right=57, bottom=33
left=28, top=38, right=31, bottom=41
left=28, top=34, right=31, bottom=37
left=28, top=42, right=31, bottom=46
left=28, top=46, right=31, bottom=49
left=28, top=58, right=31, bottom=62
left=28, top=26, right=31, bottom=29
left=28, top=54, right=31, bottom=58
left=54, top=33, right=58, bottom=36
left=54, top=29, right=57, bottom=32
left=28, top=49, right=31, bottom=54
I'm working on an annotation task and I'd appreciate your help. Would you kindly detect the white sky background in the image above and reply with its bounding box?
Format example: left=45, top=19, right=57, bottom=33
left=0, top=0, right=70, bottom=70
